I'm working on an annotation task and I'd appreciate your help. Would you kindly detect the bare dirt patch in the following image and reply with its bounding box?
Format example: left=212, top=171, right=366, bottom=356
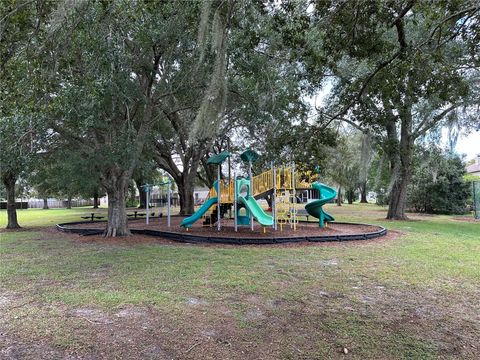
left=453, top=216, right=480, bottom=223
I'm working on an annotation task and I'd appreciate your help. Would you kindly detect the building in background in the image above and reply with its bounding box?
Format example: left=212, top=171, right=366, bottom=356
left=466, top=154, right=480, bottom=177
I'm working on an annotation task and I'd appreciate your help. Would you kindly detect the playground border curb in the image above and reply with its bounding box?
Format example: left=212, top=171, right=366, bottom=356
left=56, top=221, right=387, bottom=245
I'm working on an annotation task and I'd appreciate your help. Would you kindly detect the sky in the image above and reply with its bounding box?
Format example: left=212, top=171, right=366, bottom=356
left=455, top=131, right=480, bottom=160
left=311, top=85, right=479, bottom=161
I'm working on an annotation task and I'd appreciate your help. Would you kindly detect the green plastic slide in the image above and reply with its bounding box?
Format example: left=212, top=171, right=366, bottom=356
left=305, top=182, right=336, bottom=228
left=180, top=197, right=218, bottom=228
left=238, top=194, right=274, bottom=226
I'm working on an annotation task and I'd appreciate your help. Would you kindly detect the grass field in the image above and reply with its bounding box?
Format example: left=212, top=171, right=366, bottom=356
left=0, top=204, right=479, bottom=359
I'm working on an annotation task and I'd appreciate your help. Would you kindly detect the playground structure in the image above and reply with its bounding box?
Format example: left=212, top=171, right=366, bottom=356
left=180, top=150, right=337, bottom=231
left=56, top=149, right=389, bottom=244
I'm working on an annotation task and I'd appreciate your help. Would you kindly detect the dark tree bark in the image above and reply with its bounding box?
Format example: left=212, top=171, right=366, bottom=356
left=200, top=157, right=216, bottom=188
left=385, top=98, right=413, bottom=220
left=2, top=172, right=20, bottom=229
left=93, top=191, right=99, bottom=209
left=134, top=176, right=147, bottom=209
left=387, top=166, right=410, bottom=219
left=66, top=196, right=72, bottom=209
left=104, top=171, right=130, bottom=237
left=336, top=186, right=342, bottom=206
left=177, top=175, right=195, bottom=215
left=154, top=139, right=211, bottom=216
left=43, top=198, right=49, bottom=209
left=359, top=181, right=368, bottom=203
left=346, top=189, right=355, bottom=204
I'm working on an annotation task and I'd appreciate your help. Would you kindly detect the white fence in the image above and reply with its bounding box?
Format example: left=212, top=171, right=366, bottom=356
left=28, top=198, right=94, bottom=209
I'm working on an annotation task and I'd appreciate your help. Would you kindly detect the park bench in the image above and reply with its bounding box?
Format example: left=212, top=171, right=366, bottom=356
left=294, top=209, right=310, bottom=221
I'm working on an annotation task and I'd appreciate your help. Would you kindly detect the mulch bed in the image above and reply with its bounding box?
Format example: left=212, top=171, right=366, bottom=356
left=65, top=216, right=381, bottom=237
left=57, top=216, right=390, bottom=246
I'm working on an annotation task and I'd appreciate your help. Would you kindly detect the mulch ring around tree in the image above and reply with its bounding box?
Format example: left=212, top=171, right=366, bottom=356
left=57, top=216, right=392, bottom=246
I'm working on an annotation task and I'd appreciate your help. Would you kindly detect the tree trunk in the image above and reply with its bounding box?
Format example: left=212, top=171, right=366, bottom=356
left=134, top=177, right=147, bottom=209
left=43, top=198, right=49, bottom=209
left=178, top=177, right=195, bottom=215
left=93, top=191, right=99, bottom=209
left=346, top=189, right=354, bottom=204
left=66, top=196, right=72, bottom=209
left=2, top=173, right=21, bottom=229
left=360, top=181, right=368, bottom=203
left=387, top=167, right=410, bottom=219
left=104, top=176, right=130, bottom=237
left=336, top=186, right=342, bottom=206
left=386, top=104, right=413, bottom=220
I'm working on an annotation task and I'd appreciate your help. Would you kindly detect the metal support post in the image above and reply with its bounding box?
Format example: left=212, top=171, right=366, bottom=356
left=234, top=173, right=238, bottom=232
left=249, top=160, right=253, bottom=231
left=272, top=161, right=277, bottom=230
left=217, top=165, right=221, bottom=231
left=167, top=180, right=171, bottom=227
left=146, top=185, right=150, bottom=225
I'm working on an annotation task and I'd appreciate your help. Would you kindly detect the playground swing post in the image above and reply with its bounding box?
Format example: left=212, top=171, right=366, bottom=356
left=147, top=185, right=150, bottom=225
left=142, top=184, right=151, bottom=226
left=249, top=159, right=254, bottom=231
left=290, top=163, right=295, bottom=229
left=167, top=179, right=171, bottom=227
left=217, top=164, right=221, bottom=231
left=234, top=173, right=238, bottom=232
left=272, top=161, right=277, bottom=231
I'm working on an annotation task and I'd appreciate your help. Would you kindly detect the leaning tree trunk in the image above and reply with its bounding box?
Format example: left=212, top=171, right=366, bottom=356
left=104, top=175, right=130, bottom=237
left=2, top=173, right=20, bottom=229
left=386, top=109, right=413, bottom=220
left=134, top=177, right=147, bottom=209
left=43, top=198, right=49, bottom=209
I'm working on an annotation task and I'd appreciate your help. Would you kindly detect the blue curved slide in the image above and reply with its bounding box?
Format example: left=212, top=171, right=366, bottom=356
left=180, top=197, right=218, bottom=228
left=305, top=182, right=337, bottom=228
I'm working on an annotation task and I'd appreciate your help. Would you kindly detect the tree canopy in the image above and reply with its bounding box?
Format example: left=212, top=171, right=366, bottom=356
left=1, top=0, right=479, bottom=234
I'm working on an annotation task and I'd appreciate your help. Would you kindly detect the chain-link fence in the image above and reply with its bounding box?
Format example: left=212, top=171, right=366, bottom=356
left=473, top=181, right=480, bottom=219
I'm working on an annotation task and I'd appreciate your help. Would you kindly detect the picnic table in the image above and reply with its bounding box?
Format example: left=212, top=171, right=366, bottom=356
left=80, top=213, right=105, bottom=222
left=127, top=210, right=155, bottom=219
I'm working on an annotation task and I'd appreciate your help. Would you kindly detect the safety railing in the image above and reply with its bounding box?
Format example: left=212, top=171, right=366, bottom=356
left=219, top=180, right=234, bottom=203
left=205, top=168, right=314, bottom=203
left=251, top=168, right=315, bottom=196
left=252, top=170, right=273, bottom=196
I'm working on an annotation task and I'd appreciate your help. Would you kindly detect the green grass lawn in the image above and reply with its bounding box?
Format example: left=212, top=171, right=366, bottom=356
left=0, top=204, right=479, bottom=359
left=0, top=206, right=108, bottom=228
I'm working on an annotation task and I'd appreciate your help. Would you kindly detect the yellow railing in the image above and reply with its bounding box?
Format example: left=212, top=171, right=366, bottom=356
left=219, top=180, right=234, bottom=203
left=273, top=168, right=314, bottom=190
left=252, top=170, right=273, bottom=196
left=207, top=180, right=234, bottom=204
left=205, top=168, right=315, bottom=203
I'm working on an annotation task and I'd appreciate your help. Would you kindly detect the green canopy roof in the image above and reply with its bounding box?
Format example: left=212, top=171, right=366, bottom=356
left=207, top=151, right=231, bottom=165
left=240, top=149, right=259, bottom=163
